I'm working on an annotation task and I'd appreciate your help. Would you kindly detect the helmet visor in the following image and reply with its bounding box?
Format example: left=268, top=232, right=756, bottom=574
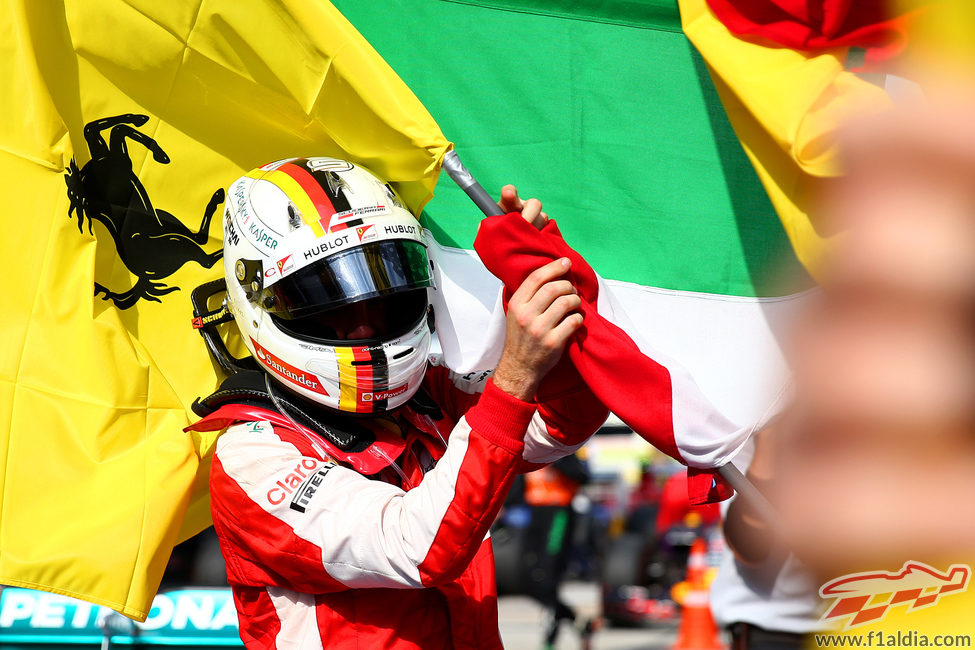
left=263, top=239, right=431, bottom=318
left=273, top=289, right=428, bottom=343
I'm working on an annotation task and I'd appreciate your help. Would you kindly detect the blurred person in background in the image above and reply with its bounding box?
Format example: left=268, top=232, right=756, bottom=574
left=522, top=452, right=593, bottom=649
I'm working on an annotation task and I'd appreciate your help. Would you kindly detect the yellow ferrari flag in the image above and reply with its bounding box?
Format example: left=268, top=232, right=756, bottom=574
left=678, top=0, right=893, bottom=273
left=0, top=0, right=449, bottom=620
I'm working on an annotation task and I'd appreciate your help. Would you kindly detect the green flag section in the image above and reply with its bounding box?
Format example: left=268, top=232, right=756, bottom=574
left=334, top=0, right=810, bottom=428
left=333, top=0, right=811, bottom=299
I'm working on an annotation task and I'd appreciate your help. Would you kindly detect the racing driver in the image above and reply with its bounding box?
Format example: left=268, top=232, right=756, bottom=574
left=187, top=157, right=608, bottom=649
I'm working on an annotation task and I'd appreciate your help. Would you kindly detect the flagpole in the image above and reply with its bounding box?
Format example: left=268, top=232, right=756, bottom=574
left=442, top=150, right=503, bottom=217
left=716, top=462, right=781, bottom=529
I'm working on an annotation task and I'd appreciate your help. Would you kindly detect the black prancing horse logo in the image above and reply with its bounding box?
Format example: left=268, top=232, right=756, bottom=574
left=64, top=113, right=224, bottom=309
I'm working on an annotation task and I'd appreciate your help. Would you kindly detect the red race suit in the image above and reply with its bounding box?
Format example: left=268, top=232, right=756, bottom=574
left=188, top=361, right=607, bottom=650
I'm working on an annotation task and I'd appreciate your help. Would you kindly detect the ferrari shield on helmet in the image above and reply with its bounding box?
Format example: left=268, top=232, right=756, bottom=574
left=222, top=157, right=434, bottom=414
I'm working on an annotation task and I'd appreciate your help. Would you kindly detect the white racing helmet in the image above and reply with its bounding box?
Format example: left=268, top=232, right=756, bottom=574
left=223, top=157, right=434, bottom=414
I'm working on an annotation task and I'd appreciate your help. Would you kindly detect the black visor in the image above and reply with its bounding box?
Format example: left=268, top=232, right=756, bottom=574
left=261, top=239, right=431, bottom=319
left=272, top=289, right=429, bottom=343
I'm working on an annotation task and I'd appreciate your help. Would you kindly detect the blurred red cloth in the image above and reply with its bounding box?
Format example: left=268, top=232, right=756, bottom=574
left=705, top=0, right=908, bottom=53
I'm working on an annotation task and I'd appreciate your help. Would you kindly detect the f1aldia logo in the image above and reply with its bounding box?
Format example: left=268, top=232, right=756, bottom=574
left=63, top=113, right=224, bottom=309
left=819, top=561, right=971, bottom=630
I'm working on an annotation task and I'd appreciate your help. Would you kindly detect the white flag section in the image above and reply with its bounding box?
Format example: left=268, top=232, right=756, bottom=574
left=427, top=232, right=807, bottom=456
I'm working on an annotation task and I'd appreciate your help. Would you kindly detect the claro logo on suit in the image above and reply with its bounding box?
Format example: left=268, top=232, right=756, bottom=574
left=267, top=458, right=333, bottom=513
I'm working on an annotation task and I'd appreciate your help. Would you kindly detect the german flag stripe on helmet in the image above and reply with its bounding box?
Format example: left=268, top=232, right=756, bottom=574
left=278, top=162, right=340, bottom=235
left=366, top=346, right=390, bottom=412
left=351, top=346, right=374, bottom=414
left=293, top=158, right=352, bottom=216
left=334, top=345, right=393, bottom=414
left=245, top=164, right=332, bottom=237
left=335, top=347, right=359, bottom=413
left=256, top=162, right=341, bottom=237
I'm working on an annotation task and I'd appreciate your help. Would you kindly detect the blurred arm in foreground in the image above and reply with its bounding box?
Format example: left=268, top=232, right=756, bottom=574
left=777, top=99, right=975, bottom=580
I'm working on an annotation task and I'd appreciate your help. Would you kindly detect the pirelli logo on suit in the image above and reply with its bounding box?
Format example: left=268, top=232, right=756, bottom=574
left=289, top=468, right=331, bottom=513
left=266, top=457, right=334, bottom=513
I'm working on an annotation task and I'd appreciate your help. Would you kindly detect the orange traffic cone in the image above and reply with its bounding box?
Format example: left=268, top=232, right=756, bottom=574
left=671, top=538, right=725, bottom=650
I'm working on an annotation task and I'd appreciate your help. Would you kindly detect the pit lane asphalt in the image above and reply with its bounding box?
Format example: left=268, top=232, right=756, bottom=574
left=497, top=581, right=715, bottom=649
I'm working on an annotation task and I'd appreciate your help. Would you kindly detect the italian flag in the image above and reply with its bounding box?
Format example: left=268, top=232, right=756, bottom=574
left=335, top=0, right=812, bottom=477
